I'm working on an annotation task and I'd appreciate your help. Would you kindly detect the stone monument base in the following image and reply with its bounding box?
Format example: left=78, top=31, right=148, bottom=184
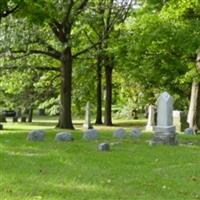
left=151, top=132, right=178, bottom=145
left=151, top=126, right=178, bottom=145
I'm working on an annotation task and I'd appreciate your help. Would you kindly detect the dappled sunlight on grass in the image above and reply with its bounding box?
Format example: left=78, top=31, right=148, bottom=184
left=1, top=119, right=200, bottom=199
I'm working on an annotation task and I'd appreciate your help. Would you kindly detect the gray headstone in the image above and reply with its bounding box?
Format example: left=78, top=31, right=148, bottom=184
left=113, top=128, right=126, bottom=138
left=97, top=143, right=110, bottom=151
left=130, top=128, right=141, bottom=138
left=184, top=128, right=194, bottom=135
left=152, top=92, right=177, bottom=145
left=55, top=132, right=74, bottom=142
left=145, top=105, right=155, bottom=131
left=83, top=129, right=99, bottom=140
left=27, top=130, right=45, bottom=141
left=173, top=110, right=188, bottom=132
left=83, top=102, right=93, bottom=129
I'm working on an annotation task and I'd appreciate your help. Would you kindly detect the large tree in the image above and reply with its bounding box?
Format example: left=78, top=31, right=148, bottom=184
left=0, top=0, right=98, bottom=129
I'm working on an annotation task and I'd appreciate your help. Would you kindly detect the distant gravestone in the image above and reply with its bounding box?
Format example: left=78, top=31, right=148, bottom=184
left=27, top=130, right=45, bottom=141
left=0, top=124, right=3, bottom=130
left=145, top=105, right=155, bottom=131
left=173, top=110, right=188, bottom=132
left=83, top=129, right=99, bottom=140
left=83, top=102, right=93, bottom=129
left=151, top=92, right=177, bottom=145
left=130, top=128, right=141, bottom=138
left=184, top=128, right=194, bottom=135
left=97, top=143, right=110, bottom=151
left=55, top=132, right=74, bottom=142
left=113, top=128, right=126, bottom=139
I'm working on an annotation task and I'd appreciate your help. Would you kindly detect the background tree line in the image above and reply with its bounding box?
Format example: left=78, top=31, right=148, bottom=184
left=0, top=0, right=199, bottom=130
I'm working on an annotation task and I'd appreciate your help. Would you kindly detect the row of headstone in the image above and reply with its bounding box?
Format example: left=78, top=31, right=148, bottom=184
left=27, top=128, right=142, bottom=142
left=0, top=116, right=27, bottom=123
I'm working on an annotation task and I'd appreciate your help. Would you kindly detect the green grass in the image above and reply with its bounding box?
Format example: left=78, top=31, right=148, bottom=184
left=0, top=118, right=200, bottom=200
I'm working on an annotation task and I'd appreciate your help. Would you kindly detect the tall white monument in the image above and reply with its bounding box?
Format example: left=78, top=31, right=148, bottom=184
left=151, top=92, right=177, bottom=145
left=83, top=102, right=93, bottom=129
left=145, top=105, right=155, bottom=131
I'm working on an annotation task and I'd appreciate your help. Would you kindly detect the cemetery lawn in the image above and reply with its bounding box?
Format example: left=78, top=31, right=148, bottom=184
left=0, top=119, right=200, bottom=200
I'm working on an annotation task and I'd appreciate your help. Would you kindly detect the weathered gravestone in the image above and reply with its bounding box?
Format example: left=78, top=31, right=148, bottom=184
left=27, top=130, right=45, bottom=141
left=130, top=128, right=141, bottom=138
left=83, top=129, right=99, bottom=140
left=97, top=143, right=110, bottom=151
left=184, top=127, right=194, bottom=135
left=83, top=102, right=93, bottom=129
left=145, top=105, right=155, bottom=131
left=55, top=132, right=74, bottom=142
left=113, top=128, right=126, bottom=139
left=151, top=92, right=178, bottom=145
left=173, top=110, right=188, bottom=132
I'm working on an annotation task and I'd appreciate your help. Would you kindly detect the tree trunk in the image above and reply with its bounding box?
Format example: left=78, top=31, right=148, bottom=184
left=104, top=60, right=113, bottom=126
left=187, top=81, right=200, bottom=132
left=28, top=108, right=33, bottom=123
left=95, top=55, right=103, bottom=124
left=57, top=47, right=74, bottom=129
left=187, top=51, right=200, bottom=132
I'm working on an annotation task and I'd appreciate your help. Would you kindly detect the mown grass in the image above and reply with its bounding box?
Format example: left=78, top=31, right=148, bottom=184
left=0, top=118, right=200, bottom=200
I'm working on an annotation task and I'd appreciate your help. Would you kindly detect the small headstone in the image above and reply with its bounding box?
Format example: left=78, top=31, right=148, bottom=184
left=0, top=124, right=3, bottom=130
left=27, top=130, right=45, bottom=141
left=83, top=129, right=99, bottom=140
left=173, top=110, right=188, bottom=132
left=184, top=128, right=194, bottom=135
left=130, top=128, right=141, bottom=138
left=97, top=143, right=110, bottom=151
left=151, top=92, right=177, bottom=145
left=21, top=116, right=26, bottom=122
left=113, top=128, right=126, bottom=139
left=145, top=105, right=155, bottom=131
left=55, top=132, right=74, bottom=142
left=13, top=116, right=18, bottom=122
left=83, top=102, right=93, bottom=129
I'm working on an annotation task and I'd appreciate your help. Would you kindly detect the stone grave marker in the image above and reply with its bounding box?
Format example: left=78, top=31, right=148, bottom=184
left=113, top=128, right=126, bottom=139
left=83, top=129, right=99, bottom=140
left=55, top=132, right=74, bottom=142
left=145, top=105, right=155, bottom=131
left=97, top=143, right=110, bottom=151
left=83, top=102, right=93, bottom=129
left=173, top=110, right=188, bottom=132
left=27, top=130, right=45, bottom=141
left=184, top=127, right=194, bottom=135
left=151, top=92, right=177, bottom=145
left=130, top=128, right=141, bottom=138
